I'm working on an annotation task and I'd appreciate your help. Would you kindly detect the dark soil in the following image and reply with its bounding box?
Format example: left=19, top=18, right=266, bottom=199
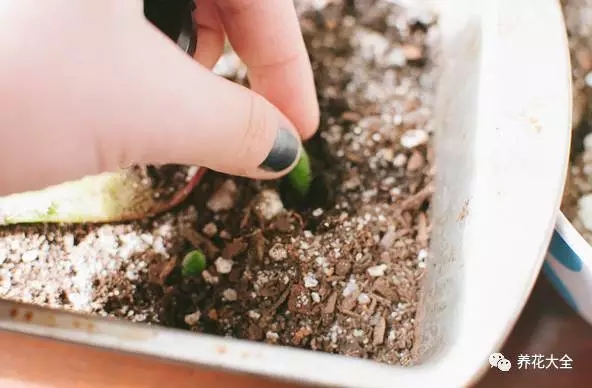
left=0, top=0, right=438, bottom=366
left=130, top=164, right=195, bottom=204
left=560, top=0, right=592, bottom=243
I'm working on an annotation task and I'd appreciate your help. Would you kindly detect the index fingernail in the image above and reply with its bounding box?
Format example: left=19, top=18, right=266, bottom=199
left=259, top=127, right=301, bottom=172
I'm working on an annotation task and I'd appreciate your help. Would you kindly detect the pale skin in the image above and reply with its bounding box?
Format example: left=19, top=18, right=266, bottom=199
left=0, top=0, right=320, bottom=196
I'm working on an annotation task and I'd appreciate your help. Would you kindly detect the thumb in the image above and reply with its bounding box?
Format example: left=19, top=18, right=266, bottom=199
left=98, top=21, right=304, bottom=180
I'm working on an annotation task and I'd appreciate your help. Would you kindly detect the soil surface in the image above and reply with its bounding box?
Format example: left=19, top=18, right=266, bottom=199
left=561, top=0, right=592, bottom=243
left=0, top=0, right=438, bottom=366
left=130, top=164, right=195, bottom=204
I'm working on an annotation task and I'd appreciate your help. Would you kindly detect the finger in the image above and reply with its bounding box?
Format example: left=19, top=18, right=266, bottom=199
left=215, top=0, right=320, bottom=140
left=0, top=9, right=302, bottom=196
left=193, top=0, right=225, bottom=69
left=96, top=22, right=303, bottom=180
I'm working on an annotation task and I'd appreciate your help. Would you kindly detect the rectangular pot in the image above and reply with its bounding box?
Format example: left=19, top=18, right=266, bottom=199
left=0, top=0, right=572, bottom=387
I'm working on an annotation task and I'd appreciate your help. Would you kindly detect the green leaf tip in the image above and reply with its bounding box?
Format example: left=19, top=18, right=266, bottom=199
left=181, top=249, right=207, bottom=277
left=287, top=148, right=312, bottom=197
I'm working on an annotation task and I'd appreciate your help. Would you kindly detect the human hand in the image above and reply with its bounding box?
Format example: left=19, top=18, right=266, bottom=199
left=0, top=0, right=319, bottom=196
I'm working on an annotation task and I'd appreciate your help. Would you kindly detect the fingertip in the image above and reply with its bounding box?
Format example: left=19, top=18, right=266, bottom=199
left=299, top=63, right=321, bottom=140
left=193, top=0, right=225, bottom=69
left=223, top=107, right=304, bottom=181
left=299, top=99, right=321, bottom=141
left=215, top=0, right=320, bottom=142
left=194, top=27, right=225, bottom=69
left=184, top=82, right=304, bottom=181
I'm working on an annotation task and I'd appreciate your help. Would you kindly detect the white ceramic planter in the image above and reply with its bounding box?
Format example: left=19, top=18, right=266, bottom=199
left=0, top=0, right=572, bottom=387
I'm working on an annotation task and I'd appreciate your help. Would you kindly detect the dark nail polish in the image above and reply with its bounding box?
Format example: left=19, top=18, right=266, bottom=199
left=259, top=128, right=300, bottom=172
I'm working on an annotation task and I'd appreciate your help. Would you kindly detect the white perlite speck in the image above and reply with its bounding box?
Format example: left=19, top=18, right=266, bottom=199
left=355, top=28, right=389, bottom=62
left=578, top=193, right=592, bottom=231
left=206, top=179, right=237, bottom=212
left=202, top=270, right=219, bottom=284
left=184, top=310, right=201, bottom=326
left=367, top=264, right=388, bottom=277
left=329, top=324, right=345, bottom=345
left=311, top=292, right=321, bottom=303
left=254, top=190, right=285, bottom=220
left=266, top=331, right=279, bottom=342
left=304, top=273, right=319, bottom=288
left=214, top=257, right=233, bottom=274
left=383, top=48, right=407, bottom=67
left=584, top=132, right=592, bottom=151
left=342, top=277, right=359, bottom=296
left=311, top=0, right=328, bottom=10
left=357, top=293, right=371, bottom=305
left=202, top=222, right=218, bottom=237
left=388, top=330, right=397, bottom=342
left=393, top=153, right=407, bottom=167
left=0, top=269, right=11, bottom=292
left=268, top=243, right=288, bottom=261
left=21, top=250, right=39, bottom=263
left=379, top=226, right=397, bottom=249
left=212, top=49, right=243, bottom=78
left=222, top=288, right=238, bottom=301
left=67, top=292, right=89, bottom=311
left=247, top=310, right=261, bottom=320
left=400, top=129, right=428, bottom=149
left=586, top=71, right=592, bottom=88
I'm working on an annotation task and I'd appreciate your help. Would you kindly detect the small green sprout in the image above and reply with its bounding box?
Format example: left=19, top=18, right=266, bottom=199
left=287, top=148, right=312, bottom=197
left=181, top=249, right=207, bottom=277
